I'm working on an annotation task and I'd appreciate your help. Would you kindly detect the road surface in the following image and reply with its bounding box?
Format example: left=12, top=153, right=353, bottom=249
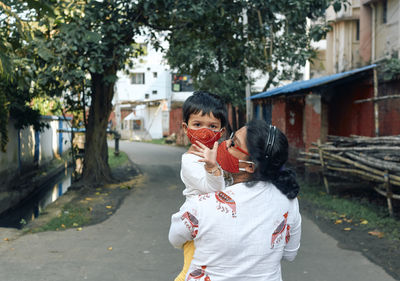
left=0, top=141, right=396, bottom=281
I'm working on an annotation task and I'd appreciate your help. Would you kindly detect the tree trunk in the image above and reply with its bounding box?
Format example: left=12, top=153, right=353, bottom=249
left=237, top=107, right=246, bottom=128
left=231, top=105, right=238, bottom=132
left=80, top=71, right=115, bottom=186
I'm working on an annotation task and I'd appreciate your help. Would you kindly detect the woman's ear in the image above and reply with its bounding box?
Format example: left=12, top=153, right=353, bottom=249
left=244, top=163, right=255, bottom=174
left=182, top=122, right=188, bottom=134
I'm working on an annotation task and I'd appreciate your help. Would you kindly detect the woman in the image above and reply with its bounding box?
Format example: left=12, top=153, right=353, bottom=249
left=169, top=119, right=301, bottom=281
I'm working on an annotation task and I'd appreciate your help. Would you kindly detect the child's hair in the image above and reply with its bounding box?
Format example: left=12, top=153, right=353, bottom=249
left=183, top=91, right=228, bottom=128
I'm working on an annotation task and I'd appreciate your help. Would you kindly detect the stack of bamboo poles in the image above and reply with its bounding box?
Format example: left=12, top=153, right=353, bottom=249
left=298, top=135, right=400, bottom=216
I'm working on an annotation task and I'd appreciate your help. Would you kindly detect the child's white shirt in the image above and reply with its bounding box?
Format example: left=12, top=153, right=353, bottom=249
left=180, top=152, right=225, bottom=197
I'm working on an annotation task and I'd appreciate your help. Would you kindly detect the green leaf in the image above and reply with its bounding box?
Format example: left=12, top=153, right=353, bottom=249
left=85, top=31, right=101, bottom=43
left=37, top=47, right=53, bottom=61
left=333, top=1, right=343, bottom=12
left=103, top=74, right=117, bottom=84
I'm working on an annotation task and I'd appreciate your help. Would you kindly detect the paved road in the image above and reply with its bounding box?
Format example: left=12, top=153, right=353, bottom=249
left=0, top=141, right=396, bottom=281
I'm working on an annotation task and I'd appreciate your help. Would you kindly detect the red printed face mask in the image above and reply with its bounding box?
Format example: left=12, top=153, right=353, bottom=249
left=216, top=140, right=255, bottom=173
left=186, top=127, right=222, bottom=149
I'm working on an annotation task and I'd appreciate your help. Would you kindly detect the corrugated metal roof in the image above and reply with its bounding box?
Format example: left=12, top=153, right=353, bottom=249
left=250, top=64, right=376, bottom=100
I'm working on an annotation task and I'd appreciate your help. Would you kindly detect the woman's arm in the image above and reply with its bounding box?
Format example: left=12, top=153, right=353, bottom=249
left=283, top=199, right=302, bottom=261
left=169, top=200, right=199, bottom=249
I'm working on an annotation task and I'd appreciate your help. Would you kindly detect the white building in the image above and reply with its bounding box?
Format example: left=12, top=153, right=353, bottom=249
left=113, top=40, right=193, bottom=140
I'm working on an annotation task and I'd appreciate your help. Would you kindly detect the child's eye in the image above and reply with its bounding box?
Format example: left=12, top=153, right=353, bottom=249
left=193, top=123, right=201, bottom=127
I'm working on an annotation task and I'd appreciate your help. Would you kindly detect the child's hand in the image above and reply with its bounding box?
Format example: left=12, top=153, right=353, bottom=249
left=192, top=141, right=218, bottom=170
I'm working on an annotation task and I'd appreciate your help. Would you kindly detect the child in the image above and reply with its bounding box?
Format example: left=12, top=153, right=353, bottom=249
left=175, top=91, right=228, bottom=281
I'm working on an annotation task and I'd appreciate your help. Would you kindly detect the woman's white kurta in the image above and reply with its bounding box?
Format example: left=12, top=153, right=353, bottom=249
left=169, top=181, right=301, bottom=281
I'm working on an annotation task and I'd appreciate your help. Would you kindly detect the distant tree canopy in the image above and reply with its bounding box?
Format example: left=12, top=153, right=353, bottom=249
left=1, top=0, right=146, bottom=184
left=143, top=0, right=347, bottom=108
left=0, top=0, right=54, bottom=151
left=0, top=0, right=347, bottom=186
left=33, top=0, right=148, bottom=185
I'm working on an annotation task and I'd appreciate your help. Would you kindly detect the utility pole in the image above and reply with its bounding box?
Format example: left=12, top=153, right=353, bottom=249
left=114, top=86, right=121, bottom=134
left=242, top=7, right=252, bottom=122
left=373, top=67, right=379, bottom=136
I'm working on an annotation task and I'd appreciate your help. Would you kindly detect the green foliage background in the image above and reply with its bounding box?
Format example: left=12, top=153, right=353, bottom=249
left=0, top=0, right=350, bottom=181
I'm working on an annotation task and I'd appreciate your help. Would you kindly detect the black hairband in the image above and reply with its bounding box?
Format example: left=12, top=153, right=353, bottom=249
left=265, top=125, right=276, bottom=158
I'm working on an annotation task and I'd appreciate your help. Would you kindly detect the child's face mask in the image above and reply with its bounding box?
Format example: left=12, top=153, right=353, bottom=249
left=185, top=125, right=222, bottom=149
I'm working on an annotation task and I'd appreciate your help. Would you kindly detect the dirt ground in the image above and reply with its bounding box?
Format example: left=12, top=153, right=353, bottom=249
left=300, top=198, right=400, bottom=280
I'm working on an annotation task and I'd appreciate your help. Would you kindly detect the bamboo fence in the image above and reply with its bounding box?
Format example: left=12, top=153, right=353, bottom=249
left=298, top=135, right=400, bottom=216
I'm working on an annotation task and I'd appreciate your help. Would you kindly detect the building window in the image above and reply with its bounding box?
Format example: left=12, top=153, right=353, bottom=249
left=153, top=72, right=158, bottom=78
left=382, top=0, right=387, bottom=24
left=133, top=120, right=141, bottom=130
left=139, top=43, right=147, bottom=55
left=172, top=74, right=195, bottom=92
left=152, top=90, right=158, bottom=95
left=134, top=43, right=147, bottom=56
left=131, top=73, right=145, bottom=84
left=356, top=20, right=360, bottom=41
left=145, top=93, right=150, bottom=99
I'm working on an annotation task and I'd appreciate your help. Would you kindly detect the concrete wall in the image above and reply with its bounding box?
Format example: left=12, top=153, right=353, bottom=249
left=115, top=40, right=172, bottom=103
left=133, top=103, right=165, bottom=139
left=360, top=3, right=372, bottom=62
left=115, top=66, right=171, bottom=102
left=329, top=0, right=400, bottom=70
left=0, top=116, right=71, bottom=190
left=113, top=39, right=173, bottom=139
left=146, top=104, right=164, bottom=139
left=326, top=0, right=361, bottom=74
left=19, top=125, right=35, bottom=169
left=41, top=119, right=62, bottom=163
left=326, top=20, right=360, bottom=74
left=0, top=121, right=20, bottom=181
left=373, top=0, right=399, bottom=60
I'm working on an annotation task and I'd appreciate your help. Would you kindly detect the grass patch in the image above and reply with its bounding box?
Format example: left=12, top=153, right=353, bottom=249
left=29, top=204, right=91, bottom=233
left=108, top=148, right=129, bottom=168
left=299, top=181, right=400, bottom=240
left=143, top=138, right=166, bottom=145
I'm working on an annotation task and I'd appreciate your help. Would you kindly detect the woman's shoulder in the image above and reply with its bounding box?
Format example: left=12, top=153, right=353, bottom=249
left=248, top=181, right=299, bottom=205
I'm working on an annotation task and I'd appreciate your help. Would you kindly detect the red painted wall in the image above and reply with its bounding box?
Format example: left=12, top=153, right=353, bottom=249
left=328, top=80, right=374, bottom=137
left=379, top=80, right=400, bottom=136
left=108, top=111, right=115, bottom=125
left=120, top=109, right=132, bottom=120
left=169, top=107, right=183, bottom=135
left=108, top=108, right=134, bottom=130
left=304, top=94, right=322, bottom=151
left=272, top=98, right=287, bottom=133
left=285, top=98, right=305, bottom=149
